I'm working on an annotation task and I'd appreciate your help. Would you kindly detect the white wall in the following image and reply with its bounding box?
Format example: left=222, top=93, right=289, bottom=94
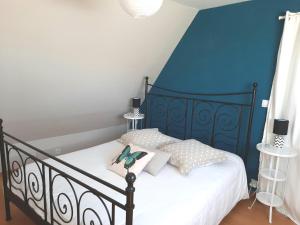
left=0, top=0, right=197, bottom=143
left=27, top=124, right=126, bottom=156
left=0, top=124, right=126, bottom=172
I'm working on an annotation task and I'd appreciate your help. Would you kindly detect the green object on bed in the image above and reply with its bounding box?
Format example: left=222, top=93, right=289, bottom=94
left=112, top=145, right=148, bottom=170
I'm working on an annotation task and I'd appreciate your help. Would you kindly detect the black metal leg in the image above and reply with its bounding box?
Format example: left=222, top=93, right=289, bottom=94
left=125, top=173, right=136, bottom=225
left=4, top=195, right=11, bottom=221
left=1, top=119, right=11, bottom=221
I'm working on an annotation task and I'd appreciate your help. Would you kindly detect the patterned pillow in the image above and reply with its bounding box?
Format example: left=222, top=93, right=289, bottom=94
left=159, top=139, right=227, bottom=175
left=109, top=144, right=155, bottom=177
left=119, top=129, right=180, bottom=149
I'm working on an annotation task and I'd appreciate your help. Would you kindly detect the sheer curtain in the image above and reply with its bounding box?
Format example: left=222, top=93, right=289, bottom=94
left=263, top=11, right=300, bottom=224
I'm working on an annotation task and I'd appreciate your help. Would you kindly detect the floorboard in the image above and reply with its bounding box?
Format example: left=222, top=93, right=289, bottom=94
left=0, top=175, right=295, bottom=225
left=220, top=194, right=295, bottom=225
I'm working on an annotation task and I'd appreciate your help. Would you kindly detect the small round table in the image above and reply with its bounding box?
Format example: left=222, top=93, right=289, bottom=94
left=123, top=113, right=144, bottom=132
left=249, top=143, right=297, bottom=224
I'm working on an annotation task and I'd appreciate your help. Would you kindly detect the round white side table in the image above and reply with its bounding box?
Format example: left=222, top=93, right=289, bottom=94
left=249, top=143, right=297, bottom=224
left=123, top=113, right=144, bottom=132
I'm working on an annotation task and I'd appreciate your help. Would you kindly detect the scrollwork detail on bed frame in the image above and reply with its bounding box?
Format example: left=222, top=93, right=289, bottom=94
left=5, top=144, right=46, bottom=214
left=144, top=77, right=257, bottom=163
left=49, top=172, right=115, bottom=225
left=0, top=120, right=136, bottom=225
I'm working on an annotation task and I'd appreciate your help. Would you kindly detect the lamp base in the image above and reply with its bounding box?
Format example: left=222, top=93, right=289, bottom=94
left=273, top=135, right=285, bottom=148
left=133, top=108, right=140, bottom=117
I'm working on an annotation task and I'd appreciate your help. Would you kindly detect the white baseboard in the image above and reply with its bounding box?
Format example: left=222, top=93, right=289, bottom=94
left=0, top=124, right=126, bottom=172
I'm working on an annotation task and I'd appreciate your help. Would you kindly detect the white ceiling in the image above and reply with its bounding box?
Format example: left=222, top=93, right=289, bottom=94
left=174, top=0, right=249, bottom=9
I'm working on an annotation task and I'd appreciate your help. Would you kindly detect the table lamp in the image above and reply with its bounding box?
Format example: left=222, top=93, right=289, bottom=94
left=132, top=98, right=141, bottom=117
left=273, top=119, right=289, bottom=148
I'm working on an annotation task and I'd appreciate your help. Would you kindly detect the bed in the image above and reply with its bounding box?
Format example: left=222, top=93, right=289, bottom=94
left=0, top=77, right=257, bottom=225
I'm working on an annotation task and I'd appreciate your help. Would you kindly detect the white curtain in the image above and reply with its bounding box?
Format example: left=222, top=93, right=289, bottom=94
left=263, top=11, right=300, bottom=224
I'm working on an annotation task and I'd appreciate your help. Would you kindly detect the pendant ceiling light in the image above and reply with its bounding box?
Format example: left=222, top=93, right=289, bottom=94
left=119, top=0, right=163, bottom=18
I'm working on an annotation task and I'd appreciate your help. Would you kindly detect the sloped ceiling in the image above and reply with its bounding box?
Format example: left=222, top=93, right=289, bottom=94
left=0, top=0, right=197, bottom=141
left=0, top=0, right=249, bottom=141
left=174, top=0, right=249, bottom=9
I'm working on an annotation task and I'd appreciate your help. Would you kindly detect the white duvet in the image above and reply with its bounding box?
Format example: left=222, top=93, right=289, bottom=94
left=11, top=140, right=249, bottom=225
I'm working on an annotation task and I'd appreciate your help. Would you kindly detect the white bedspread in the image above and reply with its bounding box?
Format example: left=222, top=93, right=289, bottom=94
left=11, top=140, right=248, bottom=225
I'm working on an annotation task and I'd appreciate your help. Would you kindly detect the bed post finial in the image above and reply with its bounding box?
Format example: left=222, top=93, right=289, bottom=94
left=145, top=76, right=149, bottom=97
left=145, top=76, right=149, bottom=93
left=0, top=119, right=12, bottom=221
left=125, top=172, right=136, bottom=225
left=126, top=172, right=136, bottom=185
left=253, top=82, right=258, bottom=88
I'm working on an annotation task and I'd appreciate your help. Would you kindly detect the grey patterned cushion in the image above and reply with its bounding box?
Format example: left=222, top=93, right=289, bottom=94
left=144, top=149, right=171, bottom=176
left=159, top=139, right=227, bottom=175
left=119, top=129, right=180, bottom=149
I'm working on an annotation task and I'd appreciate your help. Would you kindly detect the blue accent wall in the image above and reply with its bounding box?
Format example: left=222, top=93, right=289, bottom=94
left=153, top=0, right=300, bottom=179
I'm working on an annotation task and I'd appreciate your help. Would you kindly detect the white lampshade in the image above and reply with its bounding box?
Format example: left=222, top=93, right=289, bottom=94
left=119, top=0, right=163, bottom=18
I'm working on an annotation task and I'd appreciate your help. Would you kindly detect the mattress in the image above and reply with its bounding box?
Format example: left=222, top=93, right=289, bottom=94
left=10, top=140, right=249, bottom=225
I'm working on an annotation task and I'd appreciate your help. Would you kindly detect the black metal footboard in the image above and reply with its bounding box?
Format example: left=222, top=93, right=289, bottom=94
left=0, top=119, right=135, bottom=225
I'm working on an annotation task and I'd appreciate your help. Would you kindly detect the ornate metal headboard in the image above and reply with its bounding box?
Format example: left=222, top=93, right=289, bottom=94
left=144, top=77, right=257, bottom=164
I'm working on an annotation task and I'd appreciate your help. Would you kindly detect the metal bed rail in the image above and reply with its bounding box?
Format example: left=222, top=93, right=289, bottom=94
left=0, top=119, right=136, bottom=225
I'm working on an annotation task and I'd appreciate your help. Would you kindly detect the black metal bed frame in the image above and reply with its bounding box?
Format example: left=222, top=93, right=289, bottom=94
left=0, top=127, right=136, bottom=225
left=144, top=77, right=257, bottom=163
left=0, top=77, right=257, bottom=225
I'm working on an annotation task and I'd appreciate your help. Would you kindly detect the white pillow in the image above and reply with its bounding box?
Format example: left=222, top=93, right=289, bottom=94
left=119, top=129, right=180, bottom=149
left=109, top=144, right=155, bottom=177
left=144, top=149, right=171, bottom=176
left=160, top=139, right=227, bottom=175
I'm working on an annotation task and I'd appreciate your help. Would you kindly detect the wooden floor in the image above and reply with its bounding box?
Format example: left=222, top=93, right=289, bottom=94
left=0, top=175, right=295, bottom=225
left=220, top=197, right=295, bottom=225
